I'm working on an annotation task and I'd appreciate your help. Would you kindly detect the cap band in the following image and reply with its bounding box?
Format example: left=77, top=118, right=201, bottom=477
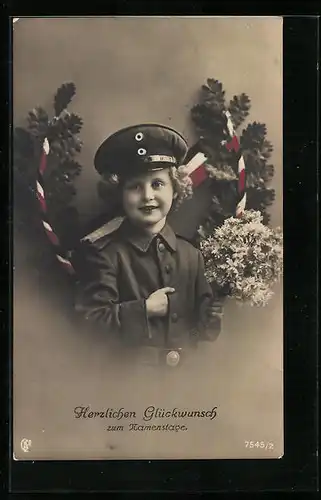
left=145, top=155, right=177, bottom=164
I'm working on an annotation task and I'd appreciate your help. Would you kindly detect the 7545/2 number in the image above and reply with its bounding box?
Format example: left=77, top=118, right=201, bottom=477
left=245, top=441, right=274, bottom=450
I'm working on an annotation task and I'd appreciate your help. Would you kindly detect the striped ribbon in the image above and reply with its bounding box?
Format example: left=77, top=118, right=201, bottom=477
left=180, top=111, right=247, bottom=217
left=223, top=110, right=247, bottom=217
left=183, top=142, right=209, bottom=187
left=36, top=137, right=75, bottom=275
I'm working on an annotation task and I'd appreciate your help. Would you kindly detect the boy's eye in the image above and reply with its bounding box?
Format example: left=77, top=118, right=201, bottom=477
left=151, top=180, right=165, bottom=189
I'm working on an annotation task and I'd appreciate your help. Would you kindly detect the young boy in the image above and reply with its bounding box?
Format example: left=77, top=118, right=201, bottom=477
left=73, top=124, right=222, bottom=367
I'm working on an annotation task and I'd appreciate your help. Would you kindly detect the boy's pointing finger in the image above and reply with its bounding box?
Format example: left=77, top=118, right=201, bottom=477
left=161, top=287, right=176, bottom=294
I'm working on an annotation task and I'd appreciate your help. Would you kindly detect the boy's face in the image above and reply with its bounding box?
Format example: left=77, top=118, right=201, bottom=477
left=122, top=168, right=174, bottom=229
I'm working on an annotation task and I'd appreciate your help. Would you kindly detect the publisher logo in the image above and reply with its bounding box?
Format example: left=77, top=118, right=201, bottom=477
left=20, top=438, right=32, bottom=452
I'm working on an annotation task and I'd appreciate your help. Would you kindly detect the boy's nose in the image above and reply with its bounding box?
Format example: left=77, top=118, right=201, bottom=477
left=142, top=184, right=154, bottom=200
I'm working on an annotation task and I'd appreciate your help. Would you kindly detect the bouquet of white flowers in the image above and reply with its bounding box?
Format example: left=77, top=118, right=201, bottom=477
left=199, top=210, right=283, bottom=307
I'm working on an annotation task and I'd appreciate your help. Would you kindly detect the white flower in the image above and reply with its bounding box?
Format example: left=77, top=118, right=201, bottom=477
left=200, top=209, right=283, bottom=307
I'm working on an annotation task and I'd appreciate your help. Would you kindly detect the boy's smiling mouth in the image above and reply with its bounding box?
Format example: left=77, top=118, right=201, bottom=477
left=139, top=205, right=159, bottom=212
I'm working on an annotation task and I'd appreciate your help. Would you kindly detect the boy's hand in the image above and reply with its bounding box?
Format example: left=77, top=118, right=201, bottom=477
left=146, top=287, right=175, bottom=318
left=202, top=299, right=224, bottom=325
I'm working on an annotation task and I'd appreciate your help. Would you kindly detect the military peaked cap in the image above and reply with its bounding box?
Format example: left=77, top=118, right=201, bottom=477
left=94, top=123, right=189, bottom=179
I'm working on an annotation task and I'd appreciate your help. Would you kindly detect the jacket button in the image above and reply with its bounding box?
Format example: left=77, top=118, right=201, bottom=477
left=171, top=312, right=178, bottom=323
left=166, top=350, right=180, bottom=367
left=158, top=242, right=165, bottom=252
left=165, top=264, right=171, bottom=274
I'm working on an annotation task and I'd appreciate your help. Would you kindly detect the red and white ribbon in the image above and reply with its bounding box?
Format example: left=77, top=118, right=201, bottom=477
left=184, top=151, right=208, bottom=187
left=182, top=111, right=246, bottom=217
left=36, top=137, right=75, bottom=275
left=223, top=110, right=247, bottom=217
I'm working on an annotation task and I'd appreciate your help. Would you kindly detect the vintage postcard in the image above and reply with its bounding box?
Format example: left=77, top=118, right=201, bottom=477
left=12, top=16, right=283, bottom=460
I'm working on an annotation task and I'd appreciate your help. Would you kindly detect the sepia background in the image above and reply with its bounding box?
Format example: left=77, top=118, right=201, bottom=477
left=13, top=16, right=283, bottom=460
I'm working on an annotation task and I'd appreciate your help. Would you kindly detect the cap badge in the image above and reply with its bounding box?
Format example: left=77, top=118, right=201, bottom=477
left=135, top=132, right=144, bottom=141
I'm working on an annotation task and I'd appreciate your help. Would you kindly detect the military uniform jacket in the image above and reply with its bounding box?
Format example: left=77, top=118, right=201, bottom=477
left=73, top=219, right=219, bottom=349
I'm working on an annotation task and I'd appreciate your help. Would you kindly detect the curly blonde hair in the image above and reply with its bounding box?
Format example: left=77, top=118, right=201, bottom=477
left=98, top=165, right=193, bottom=213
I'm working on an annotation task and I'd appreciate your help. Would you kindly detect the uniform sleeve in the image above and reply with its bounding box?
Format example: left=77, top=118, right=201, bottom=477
left=195, top=249, right=222, bottom=342
left=73, top=241, right=150, bottom=345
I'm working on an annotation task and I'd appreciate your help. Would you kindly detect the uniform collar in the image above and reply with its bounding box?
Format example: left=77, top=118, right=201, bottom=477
left=120, top=219, right=177, bottom=253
